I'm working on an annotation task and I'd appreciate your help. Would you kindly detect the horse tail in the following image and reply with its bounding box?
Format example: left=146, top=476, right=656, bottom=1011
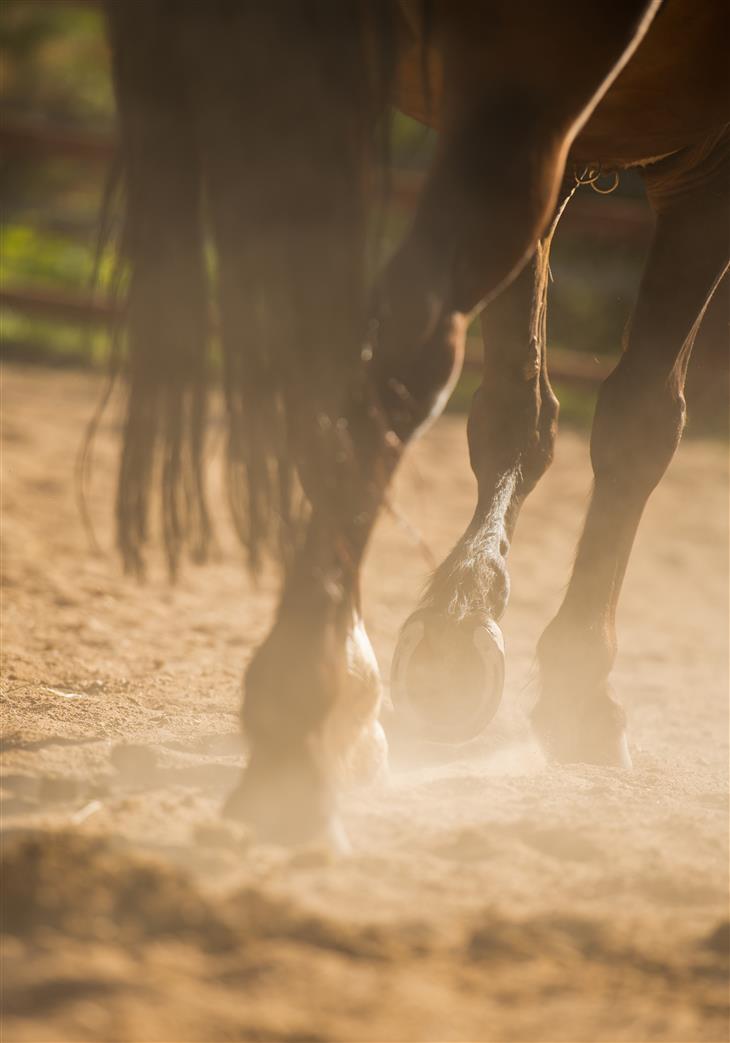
left=105, top=1, right=396, bottom=576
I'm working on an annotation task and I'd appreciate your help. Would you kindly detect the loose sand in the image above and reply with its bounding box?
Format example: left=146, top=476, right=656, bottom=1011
left=1, top=364, right=728, bottom=1042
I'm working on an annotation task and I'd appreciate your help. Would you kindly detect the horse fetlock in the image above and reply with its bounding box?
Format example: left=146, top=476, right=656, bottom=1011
left=231, top=613, right=384, bottom=846
left=243, top=618, right=342, bottom=748
left=324, top=616, right=388, bottom=787
left=537, top=615, right=616, bottom=686
left=342, top=719, right=389, bottom=788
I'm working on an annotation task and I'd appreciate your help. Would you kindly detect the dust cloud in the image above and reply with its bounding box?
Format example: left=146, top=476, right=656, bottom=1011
left=2, top=365, right=728, bottom=1041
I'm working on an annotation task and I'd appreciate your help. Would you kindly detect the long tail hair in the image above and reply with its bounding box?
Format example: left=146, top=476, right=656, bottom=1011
left=105, top=0, right=396, bottom=576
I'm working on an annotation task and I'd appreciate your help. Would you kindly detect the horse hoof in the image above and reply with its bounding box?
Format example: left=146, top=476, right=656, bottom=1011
left=390, top=608, right=504, bottom=743
left=531, top=696, right=632, bottom=768
left=222, top=755, right=349, bottom=852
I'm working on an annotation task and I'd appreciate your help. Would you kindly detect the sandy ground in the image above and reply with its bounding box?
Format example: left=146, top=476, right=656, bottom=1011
left=1, top=363, right=728, bottom=1043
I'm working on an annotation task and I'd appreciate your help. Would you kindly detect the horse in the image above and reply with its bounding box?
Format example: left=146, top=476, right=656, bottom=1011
left=104, top=0, right=729, bottom=846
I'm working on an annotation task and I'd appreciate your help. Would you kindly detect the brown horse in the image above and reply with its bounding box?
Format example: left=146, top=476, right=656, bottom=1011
left=105, top=0, right=728, bottom=846
left=390, top=0, right=730, bottom=764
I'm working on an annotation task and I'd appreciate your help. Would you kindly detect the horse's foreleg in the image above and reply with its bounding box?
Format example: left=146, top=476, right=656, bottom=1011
left=224, top=265, right=467, bottom=847
left=391, top=260, right=560, bottom=741
left=534, top=137, right=730, bottom=766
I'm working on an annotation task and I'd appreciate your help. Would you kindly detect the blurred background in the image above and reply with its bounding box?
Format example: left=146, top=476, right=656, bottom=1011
left=1, top=11, right=728, bottom=1040
left=1, top=0, right=727, bottom=433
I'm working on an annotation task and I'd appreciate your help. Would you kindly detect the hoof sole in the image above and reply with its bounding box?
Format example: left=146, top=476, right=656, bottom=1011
left=391, top=608, right=504, bottom=744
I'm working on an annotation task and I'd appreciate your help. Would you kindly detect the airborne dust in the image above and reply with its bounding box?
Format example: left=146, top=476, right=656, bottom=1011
left=1, top=365, right=728, bottom=1042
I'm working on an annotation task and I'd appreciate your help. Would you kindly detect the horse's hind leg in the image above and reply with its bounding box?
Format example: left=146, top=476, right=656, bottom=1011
left=387, top=0, right=661, bottom=744
left=391, top=257, right=560, bottom=742
left=534, top=134, right=730, bottom=765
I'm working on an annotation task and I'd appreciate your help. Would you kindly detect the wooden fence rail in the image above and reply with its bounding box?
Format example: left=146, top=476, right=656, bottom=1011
left=1, top=118, right=651, bottom=235
left=0, top=283, right=613, bottom=386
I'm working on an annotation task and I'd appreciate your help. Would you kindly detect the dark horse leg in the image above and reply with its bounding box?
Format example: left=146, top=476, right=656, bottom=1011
left=223, top=246, right=470, bottom=847
left=533, top=132, right=730, bottom=765
left=225, top=2, right=661, bottom=843
left=391, top=252, right=560, bottom=742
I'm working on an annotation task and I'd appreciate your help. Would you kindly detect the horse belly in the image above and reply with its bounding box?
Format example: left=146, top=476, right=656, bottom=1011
left=393, top=0, right=729, bottom=172
left=571, top=0, right=730, bottom=169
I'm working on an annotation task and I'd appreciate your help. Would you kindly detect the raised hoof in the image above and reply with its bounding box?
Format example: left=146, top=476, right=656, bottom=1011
left=531, top=697, right=632, bottom=768
left=390, top=608, right=504, bottom=744
left=222, top=753, right=349, bottom=852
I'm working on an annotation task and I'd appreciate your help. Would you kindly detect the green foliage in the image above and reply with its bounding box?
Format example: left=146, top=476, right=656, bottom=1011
left=2, top=223, right=95, bottom=289
left=0, top=222, right=111, bottom=367
left=2, top=3, right=722, bottom=437
left=0, top=311, right=108, bottom=366
left=0, top=0, right=112, bottom=126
